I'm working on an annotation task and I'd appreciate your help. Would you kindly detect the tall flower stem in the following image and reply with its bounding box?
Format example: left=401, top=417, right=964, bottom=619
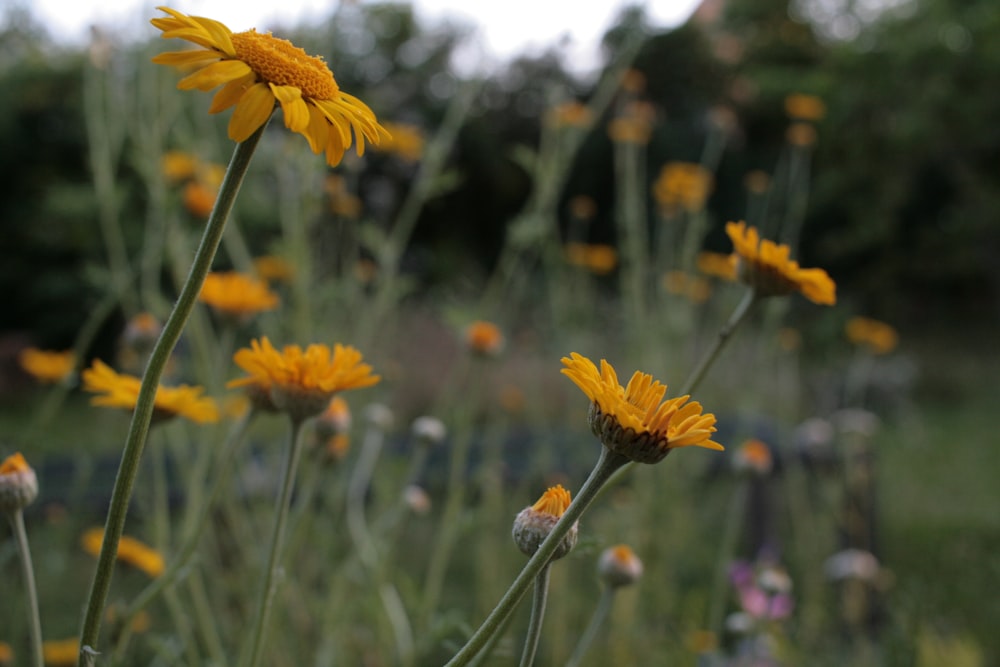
left=444, top=448, right=630, bottom=667
left=681, top=287, right=758, bottom=396
left=239, top=415, right=308, bottom=667
left=518, top=564, right=552, bottom=667
left=7, top=510, right=44, bottom=667
left=564, top=585, right=615, bottom=667
left=77, top=122, right=268, bottom=666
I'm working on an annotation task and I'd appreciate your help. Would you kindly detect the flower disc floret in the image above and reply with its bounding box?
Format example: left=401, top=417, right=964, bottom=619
left=561, top=353, right=723, bottom=463
left=151, top=6, right=389, bottom=166
left=726, top=221, right=836, bottom=305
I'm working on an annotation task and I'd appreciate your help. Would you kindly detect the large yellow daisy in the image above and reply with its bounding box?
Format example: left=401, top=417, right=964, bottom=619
left=151, top=6, right=389, bottom=166
left=725, top=221, right=836, bottom=305
left=562, top=353, right=722, bottom=464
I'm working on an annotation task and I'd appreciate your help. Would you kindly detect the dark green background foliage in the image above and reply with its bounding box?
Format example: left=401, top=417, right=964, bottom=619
left=1, top=0, right=997, bottom=343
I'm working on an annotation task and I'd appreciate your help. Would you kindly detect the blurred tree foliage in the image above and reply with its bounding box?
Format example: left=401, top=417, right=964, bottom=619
left=1, top=0, right=997, bottom=347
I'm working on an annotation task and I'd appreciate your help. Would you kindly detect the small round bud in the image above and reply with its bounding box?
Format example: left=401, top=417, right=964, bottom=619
left=598, top=544, right=644, bottom=588
left=403, top=485, right=431, bottom=515
left=1, top=452, right=38, bottom=512
left=512, top=485, right=577, bottom=560
left=411, top=416, right=446, bottom=445
left=365, top=403, right=394, bottom=431
left=465, top=321, right=504, bottom=357
left=731, top=438, right=773, bottom=476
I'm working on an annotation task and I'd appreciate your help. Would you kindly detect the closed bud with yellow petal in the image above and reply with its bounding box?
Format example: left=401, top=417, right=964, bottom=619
left=512, top=485, right=577, bottom=560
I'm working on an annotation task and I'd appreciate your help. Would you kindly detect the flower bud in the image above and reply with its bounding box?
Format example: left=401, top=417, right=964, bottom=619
left=0, top=452, right=38, bottom=512
left=598, top=544, right=644, bottom=588
left=512, top=485, right=577, bottom=560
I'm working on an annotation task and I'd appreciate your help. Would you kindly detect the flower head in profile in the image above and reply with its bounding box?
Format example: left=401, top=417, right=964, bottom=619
left=465, top=321, right=504, bottom=357
left=199, top=271, right=280, bottom=319
left=598, top=544, right=644, bottom=588
left=18, top=348, right=75, bottom=384
left=151, top=6, right=389, bottom=166
left=846, top=317, right=898, bottom=355
left=561, top=353, right=723, bottom=464
left=512, top=484, right=577, bottom=559
left=81, top=359, right=220, bottom=424
left=82, top=528, right=165, bottom=578
left=228, top=337, right=379, bottom=420
left=726, top=221, right=836, bottom=305
left=1, top=452, right=38, bottom=512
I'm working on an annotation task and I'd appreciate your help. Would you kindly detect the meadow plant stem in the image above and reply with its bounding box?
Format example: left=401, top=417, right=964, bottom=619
left=77, top=122, right=267, bottom=666
left=706, top=479, right=750, bottom=636
left=680, top=288, right=758, bottom=396
left=565, top=585, right=615, bottom=667
left=7, top=510, right=44, bottom=667
left=240, top=415, right=308, bottom=667
left=443, top=448, right=630, bottom=667
left=346, top=417, right=415, bottom=665
left=518, top=564, right=552, bottom=667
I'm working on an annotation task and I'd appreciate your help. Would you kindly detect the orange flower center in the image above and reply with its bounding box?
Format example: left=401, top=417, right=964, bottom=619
left=231, top=30, right=339, bottom=100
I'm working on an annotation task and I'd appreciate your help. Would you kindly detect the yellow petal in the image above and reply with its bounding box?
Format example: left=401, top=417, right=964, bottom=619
left=178, top=59, right=253, bottom=91
left=151, top=49, right=223, bottom=67
left=209, top=73, right=255, bottom=113
left=269, top=84, right=310, bottom=133
left=229, top=82, right=275, bottom=142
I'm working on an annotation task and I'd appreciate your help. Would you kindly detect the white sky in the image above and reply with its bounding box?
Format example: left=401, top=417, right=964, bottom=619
left=26, top=0, right=701, bottom=74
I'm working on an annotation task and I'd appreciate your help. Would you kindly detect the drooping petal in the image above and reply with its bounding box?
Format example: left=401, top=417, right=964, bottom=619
left=178, top=59, right=253, bottom=91
left=209, top=72, right=256, bottom=113
left=270, top=83, right=310, bottom=132
left=228, top=82, right=275, bottom=141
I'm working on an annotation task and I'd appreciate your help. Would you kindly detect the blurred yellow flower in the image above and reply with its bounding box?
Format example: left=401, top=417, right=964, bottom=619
left=18, top=348, right=75, bottom=384
left=784, top=93, right=826, bottom=121
left=696, top=251, right=737, bottom=281
left=81, top=359, right=220, bottom=424
left=42, top=638, right=79, bottom=666
left=846, top=317, right=898, bottom=355
left=567, top=194, right=597, bottom=220
left=620, top=68, right=647, bottom=94
left=199, top=271, right=280, bottom=317
left=608, top=101, right=655, bottom=144
left=561, top=353, right=723, bottom=464
left=465, top=321, right=505, bottom=357
left=229, top=337, right=379, bottom=419
left=652, top=162, right=713, bottom=213
left=183, top=180, right=217, bottom=218
left=662, top=270, right=712, bottom=303
left=0, top=641, right=11, bottom=664
left=733, top=438, right=773, bottom=475
left=786, top=122, right=818, bottom=147
left=743, top=169, right=771, bottom=194
left=161, top=150, right=200, bottom=182
left=376, top=122, right=424, bottom=161
left=726, top=221, right=836, bottom=305
left=565, top=242, right=618, bottom=275
left=82, top=528, right=166, bottom=578
left=151, top=6, right=388, bottom=166
left=253, top=255, right=295, bottom=283
left=547, top=101, right=592, bottom=129
left=324, top=174, right=363, bottom=218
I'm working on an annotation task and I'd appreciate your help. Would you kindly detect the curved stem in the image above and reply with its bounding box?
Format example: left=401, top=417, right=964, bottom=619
left=444, top=448, right=629, bottom=667
left=565, top=585, right=615, bottom=667
left=8, top=510, right=44, bottom=667
left=239, top=415, right=308, bottom=667
left=518, top=564, right=552, bottom=667
left=76, top=122, right=268, bottom=666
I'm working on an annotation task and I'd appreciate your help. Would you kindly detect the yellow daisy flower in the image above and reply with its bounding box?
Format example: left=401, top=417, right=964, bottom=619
left=199, top=270, right=280, bottom=317
left=652, top=161, right=713, bottom=213
left=846, top=316, right=898, bottom=355
left=565, top=243, right=618, bottom=275
left=151, top=6, right=389, bottom=166
left=18, top=347, right=75, bottom=384
left=81, top=527, right=166, bottom=578
left=561, top=353, right=723, bottom=464
left=81, top=359, right=220, bottom=424
left=725, top=221, right=836, bottom=305
left=228, top=337, right=379, bottom=420
left=253, top=255, right=295, bottom=283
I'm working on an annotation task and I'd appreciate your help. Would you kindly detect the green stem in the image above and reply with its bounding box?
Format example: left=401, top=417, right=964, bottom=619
left=444, top=448, right=629, bottom=667
left=76, top=122, right=267, bottom=666
left=706, top=479, right=749, bottom=636
left=565, top=585, right=615, bottom=667
left=239, top=415, right=308, bottom=667
left=680, top=288, right=758, bottom=396
left=518, top=564, right=552, bottom=667
left=7, top=510, right=44, bottom=667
